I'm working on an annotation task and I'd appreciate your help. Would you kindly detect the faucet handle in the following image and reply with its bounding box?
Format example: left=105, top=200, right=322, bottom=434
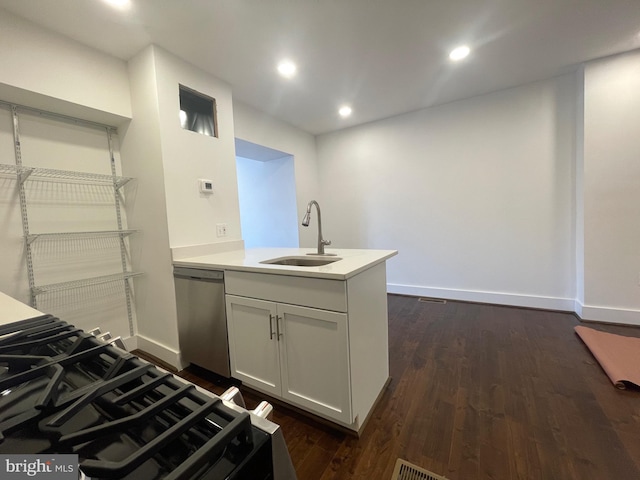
left=322, top=239, right=331, bottom=246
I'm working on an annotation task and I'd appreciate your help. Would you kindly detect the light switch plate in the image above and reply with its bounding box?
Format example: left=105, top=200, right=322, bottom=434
left=216, top=223, right=227, bottom=237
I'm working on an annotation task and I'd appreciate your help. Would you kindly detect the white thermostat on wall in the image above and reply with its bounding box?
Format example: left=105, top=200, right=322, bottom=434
left=199, top=179, right=214, bottom=194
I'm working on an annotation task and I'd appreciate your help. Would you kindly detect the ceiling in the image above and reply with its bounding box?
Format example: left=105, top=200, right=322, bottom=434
left=1, top=0, right=640, bottom=135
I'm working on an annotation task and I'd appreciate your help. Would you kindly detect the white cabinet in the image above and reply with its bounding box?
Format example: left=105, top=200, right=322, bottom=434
left=225, top=262, right=390, bottom=433
left=225, top=296, right=280, bottom=397
left=226, top=295, right=352, bottom=424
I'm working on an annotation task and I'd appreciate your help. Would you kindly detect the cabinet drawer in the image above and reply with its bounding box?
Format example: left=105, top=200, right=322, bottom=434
left=225, top=271, right=347, bottom=312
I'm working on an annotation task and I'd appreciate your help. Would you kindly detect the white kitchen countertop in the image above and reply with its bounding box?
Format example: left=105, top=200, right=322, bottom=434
left=0, top=291, right=43, bottom=325
left=173, top=247, right=398, bottom=280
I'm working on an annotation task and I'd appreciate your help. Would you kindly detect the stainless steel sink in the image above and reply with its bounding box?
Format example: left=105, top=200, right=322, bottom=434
left=260, top=256, right=342, bottom=267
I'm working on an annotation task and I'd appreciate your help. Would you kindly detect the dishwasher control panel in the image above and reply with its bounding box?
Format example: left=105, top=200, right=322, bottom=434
left=174, top=267, right=224, bottom=281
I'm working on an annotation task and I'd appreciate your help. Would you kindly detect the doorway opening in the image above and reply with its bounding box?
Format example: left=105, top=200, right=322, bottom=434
left=235, top=138, right=299, bottom=248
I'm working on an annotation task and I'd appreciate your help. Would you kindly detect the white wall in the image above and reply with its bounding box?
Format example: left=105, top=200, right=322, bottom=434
left=575, top=68, right=585, bottom=311
left=233, top=102, right=320, bottom=247
left=120, top=45, right=244, bottom=367
left=0, top=10, right=131, bottom=124
left=2, top=10, right=637, bottom=340
left=316, top=75, right=577, bottom=310
left=581, top=50, right=640, bottom=325
left=153, top=47, right=242, bottom=248
left=0, top=14, right=135, bottom=344
left=119, top=45, right=179, bottom=364
left=236, top=155, right=299, bottom=248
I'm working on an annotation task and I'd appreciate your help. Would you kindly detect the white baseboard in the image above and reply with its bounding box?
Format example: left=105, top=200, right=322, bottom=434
left=387, top=284, right=640, bottom=325
left=574, top=299, right=583, bottom=318
left=122, top=335, right=138, bottom=351
left=387, top=283, right=575, bottom=311
left=135, top=334, right=188, bottom=370
left=575, top=301, right=640, bottom=326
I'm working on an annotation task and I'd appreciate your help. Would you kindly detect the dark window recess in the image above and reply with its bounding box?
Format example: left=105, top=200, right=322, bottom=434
left=179, top=85, right=218, bottom=137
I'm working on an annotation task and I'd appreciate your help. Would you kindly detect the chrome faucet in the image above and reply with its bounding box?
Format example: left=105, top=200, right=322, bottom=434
left=301, top=200, right=333, bottom=255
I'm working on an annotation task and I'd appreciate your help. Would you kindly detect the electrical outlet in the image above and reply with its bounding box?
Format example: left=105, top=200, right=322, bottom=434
left=216, top=223, right=227, bottom=237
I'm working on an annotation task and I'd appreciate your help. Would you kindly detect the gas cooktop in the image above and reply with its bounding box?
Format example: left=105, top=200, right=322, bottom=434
left=0, top=314, right=273, bottom=479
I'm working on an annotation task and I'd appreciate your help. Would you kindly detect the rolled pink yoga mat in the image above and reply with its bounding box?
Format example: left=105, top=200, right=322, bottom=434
left=575, top=325, right=640, bottom=389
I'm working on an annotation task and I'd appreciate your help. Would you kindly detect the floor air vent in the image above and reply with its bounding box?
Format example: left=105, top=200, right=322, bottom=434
left=392, top=459, right=449, bottom=480
left=418, top=297, right=447, bottom=304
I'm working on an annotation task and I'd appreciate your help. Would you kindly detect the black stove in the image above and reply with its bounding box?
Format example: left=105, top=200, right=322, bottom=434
left=0, top=314, right=273, bottom=479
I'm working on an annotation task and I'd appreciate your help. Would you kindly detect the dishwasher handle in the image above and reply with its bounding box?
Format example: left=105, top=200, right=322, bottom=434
left=173, top=267, right=224, bottom=281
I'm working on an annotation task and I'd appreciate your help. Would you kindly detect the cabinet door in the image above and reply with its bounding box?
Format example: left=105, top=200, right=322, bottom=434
left=225, top=295, right=280, bottom=397
left=277, top=304, right=352, bottom=424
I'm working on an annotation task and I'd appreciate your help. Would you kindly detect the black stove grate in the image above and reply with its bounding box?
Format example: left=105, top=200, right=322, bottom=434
left=0, top=315, right=271, bottom=480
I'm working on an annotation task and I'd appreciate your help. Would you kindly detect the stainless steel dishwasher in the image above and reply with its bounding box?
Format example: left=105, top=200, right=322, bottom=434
left=174, top=266, right=230, bottom=377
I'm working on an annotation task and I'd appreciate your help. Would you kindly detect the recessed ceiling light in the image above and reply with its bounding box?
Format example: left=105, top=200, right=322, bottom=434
left=449, top=45, right=471, bottom=61
left=277, top=60, right=297, bottom=78
left=338, top=106, right=352, bottom=117
left=103, top=0, right=131, bottom=9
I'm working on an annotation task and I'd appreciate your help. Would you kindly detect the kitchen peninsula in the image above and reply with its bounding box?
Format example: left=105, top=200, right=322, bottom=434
left=174, top=247, right=397, bottom=434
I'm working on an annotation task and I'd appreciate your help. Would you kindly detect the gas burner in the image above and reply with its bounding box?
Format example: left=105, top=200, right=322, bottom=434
left=0, top=315, right=274, bottom=479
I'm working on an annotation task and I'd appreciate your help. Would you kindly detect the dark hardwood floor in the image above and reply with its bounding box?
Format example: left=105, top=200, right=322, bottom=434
left=175, top=295, right=640, bottom=480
